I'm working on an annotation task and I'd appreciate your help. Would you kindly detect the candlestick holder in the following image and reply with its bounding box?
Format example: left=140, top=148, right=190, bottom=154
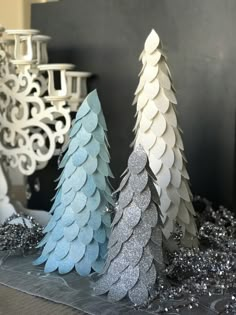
left=0, top=28, right=91, bottom=223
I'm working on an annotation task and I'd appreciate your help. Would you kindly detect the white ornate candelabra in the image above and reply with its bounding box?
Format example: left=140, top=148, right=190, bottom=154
left=0, top=27, right=91, bottom=223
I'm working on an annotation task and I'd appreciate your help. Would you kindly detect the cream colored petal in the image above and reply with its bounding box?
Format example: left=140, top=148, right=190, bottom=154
left=162, top=218, right=174, bottom=239
left=166, top=203, right=179, bottom=220
left=143, top=101, right=159, bottom=120
left=175, top=128, right=184, bottom=150
left=154, top=182, right=161, bottom=196
left=137, top=93, right=149, bottom=111
left=141, top=130, right=156, bottom=150
left=157, top=164, right=171, bottom=188
left=173, top=148, right=183, bottom=170
left=139, top=114, right=153, bottom=132
left=151, top=112, right=167, bottom=137
left=159, top=59, right=171, bottom=77
left=149, top=153, right=162, bottom=175
left=177, top=201, right=190, bottom=225
left=185, top=201, right=196, bottom=215
left=133, top=113, right=141, bottom=132
left=146, top=50, right=162, bottom=66
left=144, top=79, right=160, bottom=100
left=158, top=70, right=171, bottom=90
left=164, top=88, right=177, bottom=104
left=151, top=138, right=166, bottom=159
left=162, top=125, right=176, bottom=148
left=185, top=216, right=198, bottom=235
left=153, top=88, right=170, bottom=113
left=142, top=65, right=159, bottom=82
left=139, top=50, right=145, bottom=61
left=160, top=190, right=171, bottom=213
left=164, top=107, right=177, bottom=127
left=162, top=145, right=175, bottom=168
left=170, top=167, right=182, bottom=188
left=177, top=181, right=191, bottom=202
left=144, top=29, right=160, bottom=54
left=167, top=185, right=181, bottom=206
left=135, top=79, right=145, bottom=95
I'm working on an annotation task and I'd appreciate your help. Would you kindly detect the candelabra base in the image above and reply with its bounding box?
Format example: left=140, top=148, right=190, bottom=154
left=0, top=163, right=16, bottom=224
left=0, top=163, right=50, bottom=226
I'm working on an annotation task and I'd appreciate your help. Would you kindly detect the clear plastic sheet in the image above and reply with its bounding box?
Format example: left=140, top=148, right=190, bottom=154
left=0, top=252, right=233, bottom=315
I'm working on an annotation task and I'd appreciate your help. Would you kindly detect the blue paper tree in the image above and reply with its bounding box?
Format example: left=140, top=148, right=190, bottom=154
left=34, top=90, right=114, bottom=276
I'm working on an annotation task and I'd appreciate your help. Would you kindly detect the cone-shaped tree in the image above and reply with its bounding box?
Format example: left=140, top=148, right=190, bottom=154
left=34, top=90, right=114, bottom=275
left=132, top=30, right=197, bottom=247
left=94, top=145, right=163, bottom=306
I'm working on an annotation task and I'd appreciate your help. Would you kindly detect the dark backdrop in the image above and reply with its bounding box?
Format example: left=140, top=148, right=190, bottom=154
left=29, top=0, right=236, bottom=210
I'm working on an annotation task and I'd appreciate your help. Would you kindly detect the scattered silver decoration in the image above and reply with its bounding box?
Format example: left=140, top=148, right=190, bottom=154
left=96, top=195, right=236, bottom=313
left=223, top=295, right=236, bottom=314
left=135, top=196, right=236, bottom=314
left=0, top=213, right=43, bottom=252
left=95, top=145, right=164, bottom=305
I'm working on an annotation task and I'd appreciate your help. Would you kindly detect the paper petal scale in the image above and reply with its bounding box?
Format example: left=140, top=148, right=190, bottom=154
left=132, top=29, right=198, bottom=247
left=34, top=90, right=113, bottom=276
left=94, top=145, right=163, bottom=306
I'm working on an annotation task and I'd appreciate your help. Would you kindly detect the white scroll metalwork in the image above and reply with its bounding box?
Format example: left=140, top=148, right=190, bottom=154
left=0, top=27, right=91, bottom=222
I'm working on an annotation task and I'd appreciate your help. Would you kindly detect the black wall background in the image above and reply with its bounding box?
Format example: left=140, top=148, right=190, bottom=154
left=29, top=0, right=236, bottom=210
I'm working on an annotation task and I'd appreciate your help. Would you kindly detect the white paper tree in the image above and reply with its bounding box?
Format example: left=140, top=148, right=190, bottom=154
left=133, top=30, right=197, bottom=247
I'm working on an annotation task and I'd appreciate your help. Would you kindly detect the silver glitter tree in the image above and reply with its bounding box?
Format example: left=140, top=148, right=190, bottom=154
left=94, top=145, right=163, bottom=306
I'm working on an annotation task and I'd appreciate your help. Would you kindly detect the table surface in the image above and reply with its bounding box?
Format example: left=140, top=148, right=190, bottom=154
left=0, top=284, right=85, bottom=315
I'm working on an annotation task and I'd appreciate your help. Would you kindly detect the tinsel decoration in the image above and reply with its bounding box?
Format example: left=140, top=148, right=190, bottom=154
left=0, top=213, right=43, bottom=252
left=139, top=197, right=236, bottom=314
left=95, top=145, right=164, bottom=306
left=132, top=29, right=197, bottom=247
left=34, top=90, right=114, bottom=276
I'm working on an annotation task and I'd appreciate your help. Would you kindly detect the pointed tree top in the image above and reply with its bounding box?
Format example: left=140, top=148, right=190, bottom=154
left=114, top=145, right=159, bottom=209
left=144, top=29, right=160, bottom=54
left=75, top=89, right=102, bottom=119
left=86, top=89, right=99, bottom=104
left=128, top=145, right=148, bottom=175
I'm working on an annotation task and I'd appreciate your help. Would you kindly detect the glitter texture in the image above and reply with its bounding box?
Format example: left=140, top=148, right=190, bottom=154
left=0, top=214, right=43, bottom=252
left=94, top=145, right=163, bottom=305
left=137, top=196, right=236, bottom=314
